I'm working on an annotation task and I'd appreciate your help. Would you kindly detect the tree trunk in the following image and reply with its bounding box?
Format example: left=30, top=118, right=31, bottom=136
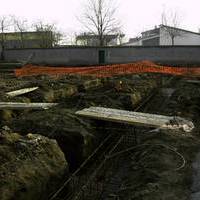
left=20, top=32, right=24, bottom=48
left=172, top=36, right=175, bottom=46
left=99, top=34, right=104, bottom=46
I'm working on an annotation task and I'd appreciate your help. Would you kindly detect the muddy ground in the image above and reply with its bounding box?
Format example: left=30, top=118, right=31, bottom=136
left=110, top=77, right=200, bottom=200
left=0, top=73, right=200, bottom=200
left=71, top=76, right=200, bottom=200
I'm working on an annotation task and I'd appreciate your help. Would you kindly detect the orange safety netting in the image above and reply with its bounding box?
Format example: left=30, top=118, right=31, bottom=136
left=15, top=61, right=200, bottom=78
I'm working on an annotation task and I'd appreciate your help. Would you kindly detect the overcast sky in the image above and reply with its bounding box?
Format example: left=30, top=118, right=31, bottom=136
left=1, top=0, right=200, bottom=39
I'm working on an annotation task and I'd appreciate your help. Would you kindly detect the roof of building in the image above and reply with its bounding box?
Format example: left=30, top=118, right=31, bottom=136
left=0, top=31, right=53, bottom=41
left=0, top=31, right=52, bottom=35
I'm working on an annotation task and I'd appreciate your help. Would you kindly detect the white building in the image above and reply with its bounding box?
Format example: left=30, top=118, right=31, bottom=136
left=124, top=25, right=200, bottom=46
left=76, top=33, right=125, bottom=46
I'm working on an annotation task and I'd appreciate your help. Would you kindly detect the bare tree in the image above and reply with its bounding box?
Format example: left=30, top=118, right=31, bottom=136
left=0, top=16, right=12, bottom=60
left=161, top=10, right=182, bottom=45
left=12, top=16, right=29, bottom=48
left=32, top=21, right=62, bottom=47
left=79, top=0, right=121, bottom=46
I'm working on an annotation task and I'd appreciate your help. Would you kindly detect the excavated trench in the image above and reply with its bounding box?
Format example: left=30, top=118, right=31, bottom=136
left=2, top=74, right=158, bottom=172
left=49, top=75, right=200, bottom=200
left=0, top=73, right=200, bottom=200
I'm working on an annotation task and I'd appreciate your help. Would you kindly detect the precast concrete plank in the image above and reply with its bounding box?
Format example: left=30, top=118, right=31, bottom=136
left=0, top=102, right=58, bottom=110
left=76, top=107, right=194, bottom=132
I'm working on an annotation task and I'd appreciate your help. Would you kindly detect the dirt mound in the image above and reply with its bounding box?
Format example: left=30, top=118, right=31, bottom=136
left=0, top=126, right=68, bottom=200
left=10, top=108, right=100, bottom=171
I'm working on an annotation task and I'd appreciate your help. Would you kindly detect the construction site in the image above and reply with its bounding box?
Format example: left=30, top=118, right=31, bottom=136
left=0, top=58, right=200, bottom=200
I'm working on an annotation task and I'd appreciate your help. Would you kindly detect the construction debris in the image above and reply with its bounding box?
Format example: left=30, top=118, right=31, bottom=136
left=6, top=87, right=39, bottom=97
left=0, top=102, right=58, bottom=110
left=76, top=107, right=194, bottom=132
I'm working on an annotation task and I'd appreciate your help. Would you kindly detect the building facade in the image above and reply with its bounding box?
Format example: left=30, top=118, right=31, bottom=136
left=124, top=25, right=200, bottom=46
left=0, top=31, right=53, bottom=49
left=76, top=33, right=125, bottom=46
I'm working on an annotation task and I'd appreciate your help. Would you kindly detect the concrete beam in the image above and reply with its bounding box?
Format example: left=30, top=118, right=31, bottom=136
left=0, top=102, right=58, bottom=110
left=76, top=107, right=194, bottom=132
left=6, top=87, right=39, bottom=97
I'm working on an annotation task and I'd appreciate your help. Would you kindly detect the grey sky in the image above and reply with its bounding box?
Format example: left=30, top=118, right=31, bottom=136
left=1, top=0, right=200, bottom=38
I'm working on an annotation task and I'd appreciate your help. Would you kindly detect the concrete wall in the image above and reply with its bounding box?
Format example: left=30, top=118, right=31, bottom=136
left=5, top=47, right=99, bottom=66
left=4, top=46, right=200, bottom=66
left=104, top=46, right=200, bottom=65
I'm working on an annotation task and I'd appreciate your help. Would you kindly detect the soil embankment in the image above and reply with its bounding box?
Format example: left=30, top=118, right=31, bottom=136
left=0, top=126, right=68, bottom=200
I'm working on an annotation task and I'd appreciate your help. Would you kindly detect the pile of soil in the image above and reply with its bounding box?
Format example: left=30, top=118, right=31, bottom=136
left=0, top=126, right=68, bottom=200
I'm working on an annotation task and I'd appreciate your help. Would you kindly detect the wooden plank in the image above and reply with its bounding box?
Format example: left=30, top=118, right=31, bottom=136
left=0, top=102, right=58, bottom=110
left=6, top=87, right=39, bottom=97
left=76, top=107, right=194, bottom=132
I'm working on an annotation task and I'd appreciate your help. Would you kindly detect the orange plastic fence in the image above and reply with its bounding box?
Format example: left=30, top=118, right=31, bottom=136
left=15, top=61, right=200, bottom=78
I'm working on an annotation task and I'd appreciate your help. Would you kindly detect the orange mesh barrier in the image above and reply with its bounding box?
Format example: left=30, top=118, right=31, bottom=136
left=15, top=61, right=200, bottom=78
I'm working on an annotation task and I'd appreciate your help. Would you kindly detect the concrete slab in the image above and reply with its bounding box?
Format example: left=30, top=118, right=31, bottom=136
left=76, top=107, right=194, bottom=132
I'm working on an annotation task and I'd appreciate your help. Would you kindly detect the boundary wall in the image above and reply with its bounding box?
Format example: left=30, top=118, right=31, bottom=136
left=4, top=46, right=200, bottom=66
